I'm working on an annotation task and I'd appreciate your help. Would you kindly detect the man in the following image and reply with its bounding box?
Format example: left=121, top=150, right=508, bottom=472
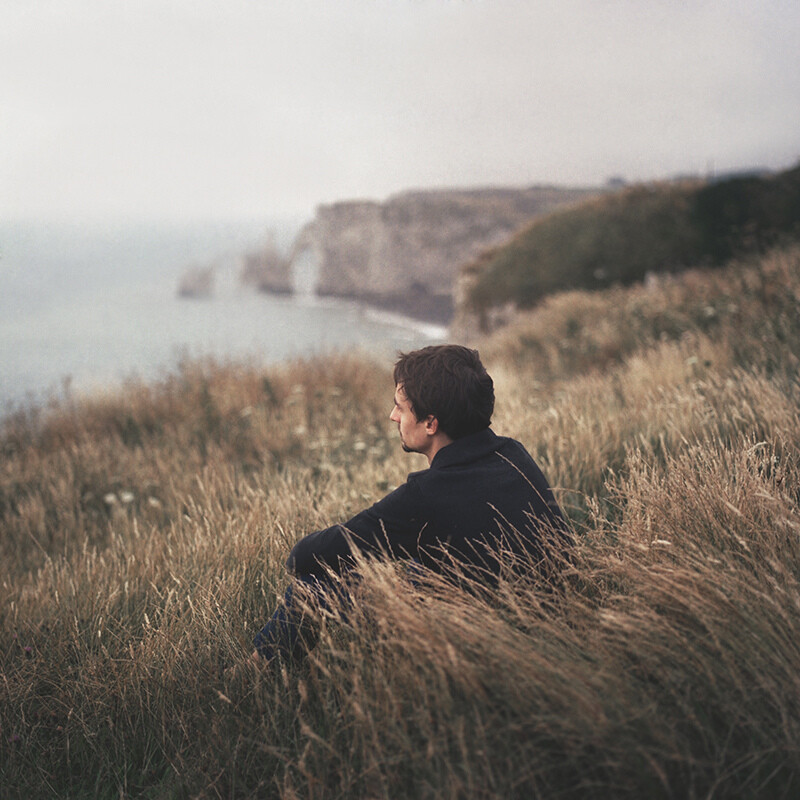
left=249, top=344, right=568, bottom=663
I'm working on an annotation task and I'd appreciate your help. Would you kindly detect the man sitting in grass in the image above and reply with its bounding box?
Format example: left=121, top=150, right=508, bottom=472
left=249, top=344, right=569, bottom=664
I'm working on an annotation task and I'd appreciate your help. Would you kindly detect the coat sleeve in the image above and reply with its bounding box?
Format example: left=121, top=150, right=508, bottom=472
left=286, top=480, right=427, bottom=577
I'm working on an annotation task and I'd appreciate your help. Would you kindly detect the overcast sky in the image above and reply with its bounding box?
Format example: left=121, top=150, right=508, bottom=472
left=2, top=0, right=799, bottom=221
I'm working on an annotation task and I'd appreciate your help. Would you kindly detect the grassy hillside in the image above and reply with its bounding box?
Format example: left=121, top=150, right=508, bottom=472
left=2, top=246, right=800, bottom=797
left=464, top=164, right=800, bottom=319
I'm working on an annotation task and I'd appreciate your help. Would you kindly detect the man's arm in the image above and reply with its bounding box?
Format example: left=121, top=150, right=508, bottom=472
left=286, top=480, right=426, bottom=577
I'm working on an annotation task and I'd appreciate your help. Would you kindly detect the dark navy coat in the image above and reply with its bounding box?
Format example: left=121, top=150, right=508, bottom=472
left=287, top=428, right=568, bottom=579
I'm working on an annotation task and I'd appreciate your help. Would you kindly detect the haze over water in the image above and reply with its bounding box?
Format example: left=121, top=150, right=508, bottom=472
left=3, top=2, right=796, bottom=414
left=0, top=219, right=445, bottom=413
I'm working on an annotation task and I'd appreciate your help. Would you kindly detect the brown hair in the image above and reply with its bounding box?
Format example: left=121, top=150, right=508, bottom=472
left=393, top=345, right=494, bottom=439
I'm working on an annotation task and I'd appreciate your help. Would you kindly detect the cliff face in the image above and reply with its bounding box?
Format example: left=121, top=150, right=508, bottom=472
left=287, top=185, right=595, bottom=323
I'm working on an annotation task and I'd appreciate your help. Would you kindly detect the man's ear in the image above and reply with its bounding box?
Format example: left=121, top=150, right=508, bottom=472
left=425, top=416, right=439, bottom=435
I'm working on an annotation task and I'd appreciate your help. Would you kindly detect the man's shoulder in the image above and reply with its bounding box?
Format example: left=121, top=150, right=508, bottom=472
left=494, top=433, right=535, bottom=459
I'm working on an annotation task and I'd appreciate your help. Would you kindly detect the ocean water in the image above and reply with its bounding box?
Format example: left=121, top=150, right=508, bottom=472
left=0, top=219, right=446, bottom=414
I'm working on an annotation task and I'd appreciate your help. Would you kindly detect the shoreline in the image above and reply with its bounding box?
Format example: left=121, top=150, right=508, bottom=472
left=269, top=290, right=450, bottom=340
left=360, top=305, right=449, bottom=340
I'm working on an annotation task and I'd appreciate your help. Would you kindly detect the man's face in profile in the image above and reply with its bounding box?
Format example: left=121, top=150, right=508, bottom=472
left=389, top=384, right=430, bottom=456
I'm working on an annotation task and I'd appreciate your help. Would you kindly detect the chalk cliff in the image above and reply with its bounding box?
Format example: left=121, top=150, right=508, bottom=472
left=285, top=185, right=596, bottom=323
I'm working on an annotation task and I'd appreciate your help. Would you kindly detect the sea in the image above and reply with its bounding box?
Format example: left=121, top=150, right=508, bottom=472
left=0, top=218, right=446, bottom=416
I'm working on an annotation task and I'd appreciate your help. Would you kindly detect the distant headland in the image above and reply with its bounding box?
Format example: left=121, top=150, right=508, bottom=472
left=239, top=184, right=598, bottom=325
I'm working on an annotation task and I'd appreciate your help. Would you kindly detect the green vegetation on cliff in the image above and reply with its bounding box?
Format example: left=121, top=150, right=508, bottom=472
left=2, top=246, right=800, bottom=797
left=465, top=164, right=800, bottom=316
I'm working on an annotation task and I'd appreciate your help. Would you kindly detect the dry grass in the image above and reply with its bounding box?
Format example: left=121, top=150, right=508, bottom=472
left=2, top=248, right=800, bottom=797
left=481, top=245, right=800, bottom=383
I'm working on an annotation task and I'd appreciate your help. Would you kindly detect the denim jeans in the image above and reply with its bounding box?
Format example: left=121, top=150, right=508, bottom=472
left=252, top=561, right=428, bottom=662
left=252, top=574, right=344, bottom=662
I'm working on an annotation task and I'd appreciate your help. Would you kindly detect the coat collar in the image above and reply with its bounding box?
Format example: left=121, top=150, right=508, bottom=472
left=428, top=427, right=499, bottom=470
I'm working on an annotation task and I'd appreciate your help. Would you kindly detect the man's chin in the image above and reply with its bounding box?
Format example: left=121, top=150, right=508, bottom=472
left=400, top=443, right=414, bottom=453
